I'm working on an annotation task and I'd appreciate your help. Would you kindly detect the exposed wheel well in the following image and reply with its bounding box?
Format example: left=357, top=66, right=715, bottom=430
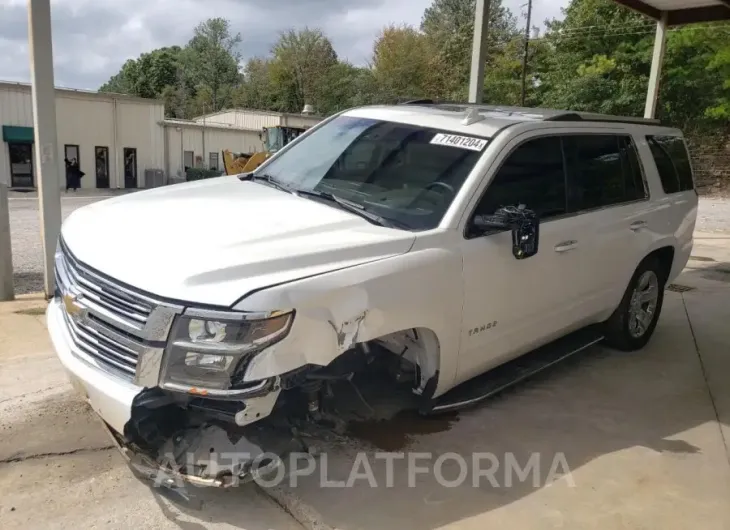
left=372, top=327, right=441, bottom=397
left=644, top=246, right=675, bottom=284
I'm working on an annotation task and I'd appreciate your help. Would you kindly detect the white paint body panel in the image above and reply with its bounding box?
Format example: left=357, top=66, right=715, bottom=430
left=61, top=176, right=416, bottom=307
left=47, top=299, right=140, bottom=434
left=52, top=107, right=698, bottom=419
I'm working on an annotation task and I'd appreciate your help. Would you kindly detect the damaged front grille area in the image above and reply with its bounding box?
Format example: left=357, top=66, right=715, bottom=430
left=61, top=308, right=142, bottom=377
left=55, top=239, right=179, bottom=382
left=57, top=239, right=156, bottom=332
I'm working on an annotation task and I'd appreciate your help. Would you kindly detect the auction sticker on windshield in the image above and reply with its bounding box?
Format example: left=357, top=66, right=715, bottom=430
left=430, top=133, right=488, bottom=151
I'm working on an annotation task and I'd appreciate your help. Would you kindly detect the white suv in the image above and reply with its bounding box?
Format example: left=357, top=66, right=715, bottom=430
left=47, top=103, right=697, bottom=484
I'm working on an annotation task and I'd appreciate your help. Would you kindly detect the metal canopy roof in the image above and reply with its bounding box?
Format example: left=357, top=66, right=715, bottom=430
left=613, top=0, right=730, bottom=25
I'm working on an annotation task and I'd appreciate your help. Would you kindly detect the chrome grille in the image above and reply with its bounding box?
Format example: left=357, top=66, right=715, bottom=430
left=55, top=239, right=180, bottom=382
left=62, top=309, right=140, bottom=376
left=56, top=242, right=155, bottom=333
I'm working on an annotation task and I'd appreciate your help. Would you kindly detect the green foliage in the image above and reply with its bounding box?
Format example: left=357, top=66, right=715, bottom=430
left=371, top=25, right=435, bottom=102
left=185, top=167, right=224, bottom=181
left=100, top=46, right=182, bottom=100
left=420, top=0, right=521, bottom=100
left=537, top=0, right=730, bottom=127
left=99, top=2, right=730, bottom=132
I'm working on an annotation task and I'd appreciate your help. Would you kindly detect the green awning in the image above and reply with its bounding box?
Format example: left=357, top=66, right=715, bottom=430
left=2, top=125, right=34, bottom=144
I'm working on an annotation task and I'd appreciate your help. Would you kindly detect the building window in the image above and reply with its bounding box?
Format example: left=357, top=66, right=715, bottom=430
left=123, top=148, right=138, bottom=188
left=8, top=143, right=34, bottom=188
left=183, top=151, right=194, bottom=171
left=209, top=152, right=219, bottom=171
left=95, top=146, right=109, bottom=188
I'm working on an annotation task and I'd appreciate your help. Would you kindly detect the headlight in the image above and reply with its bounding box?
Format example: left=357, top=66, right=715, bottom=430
left=160, top=309, right=294, bottom=392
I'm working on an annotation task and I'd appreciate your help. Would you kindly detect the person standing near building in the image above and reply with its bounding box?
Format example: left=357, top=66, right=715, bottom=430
left=64, top=158, right=84, bottom=191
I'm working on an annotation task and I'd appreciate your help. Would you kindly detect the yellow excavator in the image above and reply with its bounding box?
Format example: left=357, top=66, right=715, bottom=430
left=222, top=126, right=307, bottom=175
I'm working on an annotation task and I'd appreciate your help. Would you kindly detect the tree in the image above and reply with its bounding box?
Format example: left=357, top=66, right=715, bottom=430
left=420, top=0, right=520, bottom=100
left=181, top=18, right=242, bottom=112
left=99, top=18, right=241, bottom=117
left=317, top=63, right=377, bottom=114
left=232, top=58, right=277, bottom=110
left=371, top=25, right=435, bottom=102
left=537, top=0, right=730, bottom=127
left=268, top=28, right=339, bottom=113
left=537, top=0, right=652, bottom=116
left=100, top=46, right=181, bottom=100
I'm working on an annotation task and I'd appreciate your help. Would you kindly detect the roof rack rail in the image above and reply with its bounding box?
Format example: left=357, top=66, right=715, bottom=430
left=400, top=99, right=436, bottom=105
left=546, top=112, right=661, bottom=126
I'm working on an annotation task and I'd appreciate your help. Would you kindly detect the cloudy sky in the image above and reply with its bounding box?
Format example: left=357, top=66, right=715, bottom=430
left=0, top=0, right=568, bottom=90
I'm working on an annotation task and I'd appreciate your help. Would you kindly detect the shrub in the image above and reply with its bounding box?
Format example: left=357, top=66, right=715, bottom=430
left=185, top=168, right=224, bottom=181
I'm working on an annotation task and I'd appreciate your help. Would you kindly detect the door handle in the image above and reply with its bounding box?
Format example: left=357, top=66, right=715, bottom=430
left=554, top=240, right=578, bottom=253
left=630, top=220, right=647, bottom=232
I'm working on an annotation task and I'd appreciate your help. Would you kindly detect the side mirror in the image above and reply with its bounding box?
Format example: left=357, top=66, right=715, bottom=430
left=473, top=205, right=540, bottom=260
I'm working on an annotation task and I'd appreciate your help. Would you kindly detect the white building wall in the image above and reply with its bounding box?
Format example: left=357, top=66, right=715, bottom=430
left=116, top=100, right=165, bottom=188
left=165, top=124, right=264, bottom=178
left=0, top=83, right=164, bottom=189
left=55, top=95, right=114, bottom=189
left=195, top=110, right=280, bottom=130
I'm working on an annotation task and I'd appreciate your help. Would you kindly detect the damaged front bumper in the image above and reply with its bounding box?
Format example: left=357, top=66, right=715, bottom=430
left=47, top=300, right=296, bottom=491
left=100, top=416, right=286, bottom=492
left=47, top=299, right=141, bottom=434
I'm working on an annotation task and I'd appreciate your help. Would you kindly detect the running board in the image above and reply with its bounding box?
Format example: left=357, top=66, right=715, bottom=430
left=425, top=325, right=604, bottom=414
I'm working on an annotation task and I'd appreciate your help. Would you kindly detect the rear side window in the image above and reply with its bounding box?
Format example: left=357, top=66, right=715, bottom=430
left=564, top=134, right=647, bottom=211
left=473, top=136, right=567, bottom=220
left=646, top=135, right=694, bottom=193
left=619, top=136, right=647, bottom=202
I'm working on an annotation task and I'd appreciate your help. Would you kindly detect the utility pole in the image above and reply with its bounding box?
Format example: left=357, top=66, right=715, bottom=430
left=202, top=104, right=206, bottom=169
left=468, top=0, right=492, bottom=103
left=28, top=0, right=62, bottom=298
left=521, top=0, right=533, bottom=107
left=0, top=183, right=13, bottom=301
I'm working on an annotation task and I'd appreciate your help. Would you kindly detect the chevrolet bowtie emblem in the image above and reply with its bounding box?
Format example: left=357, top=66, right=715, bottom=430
left=63, top=293, right=86, bottom=318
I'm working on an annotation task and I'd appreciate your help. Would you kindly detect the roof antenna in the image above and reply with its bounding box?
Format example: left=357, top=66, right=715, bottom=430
left=462, top=107, right=485, bottom=126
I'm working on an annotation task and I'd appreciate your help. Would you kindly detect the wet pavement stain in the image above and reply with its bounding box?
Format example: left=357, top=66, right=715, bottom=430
left=347, top=410, right=459, bottom=451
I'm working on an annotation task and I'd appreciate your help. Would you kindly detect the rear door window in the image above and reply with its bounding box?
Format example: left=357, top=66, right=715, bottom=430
left=564, top=134, right=647, bottom=212
left=646, top=135, right=694, bottom=194
left=619, top=136, right=647, bottom=202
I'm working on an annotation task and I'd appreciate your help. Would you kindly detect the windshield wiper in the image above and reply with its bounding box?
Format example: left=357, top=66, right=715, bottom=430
left=239, top=173, right=293, bottom=194
left=293, top=189, right=401, bottom=229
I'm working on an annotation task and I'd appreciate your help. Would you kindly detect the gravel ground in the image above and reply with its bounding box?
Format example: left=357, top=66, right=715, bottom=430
left=8, top=195, right=110, bottom=294
left=6, top=195, right=730, bottom=295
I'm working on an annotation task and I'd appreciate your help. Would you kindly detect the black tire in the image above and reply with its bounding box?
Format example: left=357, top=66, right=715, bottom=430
left=603, top=257, right=665, bottom=351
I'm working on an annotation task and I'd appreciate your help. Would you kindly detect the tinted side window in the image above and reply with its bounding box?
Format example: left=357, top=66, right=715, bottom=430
left=565, top=135, right=643, bottom=211
left=646, top=135, right=694, bottom=193
left=619, top=136, right=647, bottom=201
left=473, top=136, right=566, bottom=221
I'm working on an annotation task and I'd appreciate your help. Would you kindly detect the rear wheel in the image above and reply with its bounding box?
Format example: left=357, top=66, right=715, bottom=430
left=603, top=258, right=665, bottom=351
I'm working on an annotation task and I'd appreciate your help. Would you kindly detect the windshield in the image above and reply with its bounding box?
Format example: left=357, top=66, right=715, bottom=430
left=254, top=115, right=488, bottom=231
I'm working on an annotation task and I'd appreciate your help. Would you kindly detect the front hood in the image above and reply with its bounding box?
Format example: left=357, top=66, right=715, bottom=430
left=61, top=177, right=415, bottom=307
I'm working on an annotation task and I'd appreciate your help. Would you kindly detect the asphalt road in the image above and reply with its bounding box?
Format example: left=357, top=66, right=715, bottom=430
left=7, top=193, right=730, bottom=295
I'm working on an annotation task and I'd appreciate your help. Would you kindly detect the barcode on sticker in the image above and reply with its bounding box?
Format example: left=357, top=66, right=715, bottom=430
left=430, top=133, right=488, bottom=151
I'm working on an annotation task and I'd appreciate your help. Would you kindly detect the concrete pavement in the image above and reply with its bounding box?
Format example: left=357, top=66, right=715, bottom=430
left=1, top=234, right=729, bottom=529
left=0, top=296, right=305, bottom=530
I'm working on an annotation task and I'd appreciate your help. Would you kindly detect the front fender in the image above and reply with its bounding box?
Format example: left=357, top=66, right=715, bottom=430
left=234, top=248, right=464, bottom=398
